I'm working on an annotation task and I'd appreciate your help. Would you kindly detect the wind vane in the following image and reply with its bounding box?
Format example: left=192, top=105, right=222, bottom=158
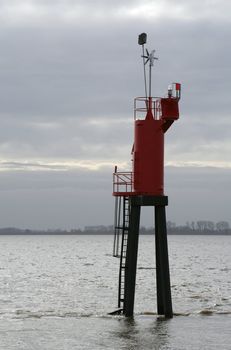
left=142, top=49, right=158, bottom=66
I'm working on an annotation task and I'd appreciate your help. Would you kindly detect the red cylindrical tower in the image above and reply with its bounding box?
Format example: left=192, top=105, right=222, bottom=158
left=133, top=105, right=164, bottom=195
left=131, top=91, right=180, bottom=196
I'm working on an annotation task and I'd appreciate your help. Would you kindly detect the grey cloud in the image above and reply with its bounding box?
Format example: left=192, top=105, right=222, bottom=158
left=0, top=16, right=230, bottom=165
left=0, top=1, right=230, bottom=227
left=0, top=168, right=110, bottom=191
left=0, top=161, right=67, bottom=171
left=0, top=166, right=230, bottom=229
left=165, top=166, right=231, bottom=225
left=1, top=0, right=231, bottom=24
left=0, top=168, right=113, bottom=229
left=0, top=115, right=132, bottom=160
left=0, top=18, right=229, bottom=121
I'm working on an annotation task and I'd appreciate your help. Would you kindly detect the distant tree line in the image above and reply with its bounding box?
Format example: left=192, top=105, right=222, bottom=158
left=166, top=220, right=230, bottom=235
left=0, top=221, right=230, bottom=235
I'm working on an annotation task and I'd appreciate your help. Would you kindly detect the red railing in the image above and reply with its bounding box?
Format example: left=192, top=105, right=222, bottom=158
left=113, top=171, right=133, bottom=194
left=134, top=97, right=162, bottom=120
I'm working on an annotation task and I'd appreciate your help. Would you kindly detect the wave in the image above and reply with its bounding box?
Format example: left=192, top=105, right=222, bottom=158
left=1, top=308, right=230, bottom=320
left=140, top=310, right=231, bottom=317
left=13, top=309, right=95, bottom=319
left=198, top=309, right=231, bottom=316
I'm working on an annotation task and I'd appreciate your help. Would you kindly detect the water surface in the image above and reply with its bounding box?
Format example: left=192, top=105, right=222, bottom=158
left=0, top=235, right=230, bottom=349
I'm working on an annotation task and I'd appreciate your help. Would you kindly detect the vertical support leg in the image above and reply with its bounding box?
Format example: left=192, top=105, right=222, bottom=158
left=124, top=204, right=141, bottom=317
left=155, top=206, right=164, bottom=315
left=155, top=205, right=173, bottom=318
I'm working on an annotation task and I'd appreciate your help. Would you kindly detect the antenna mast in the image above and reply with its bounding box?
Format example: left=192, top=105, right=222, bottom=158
left=138, top=33, right=148, bottom=100
left=138, top=33, right=158, bottom=99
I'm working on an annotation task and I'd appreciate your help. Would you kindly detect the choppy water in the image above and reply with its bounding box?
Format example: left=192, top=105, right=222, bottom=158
left=0, top=235, right=230, bottom=349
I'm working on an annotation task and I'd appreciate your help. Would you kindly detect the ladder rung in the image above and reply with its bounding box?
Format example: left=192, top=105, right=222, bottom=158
left=117, top=196, right=131, bottom=308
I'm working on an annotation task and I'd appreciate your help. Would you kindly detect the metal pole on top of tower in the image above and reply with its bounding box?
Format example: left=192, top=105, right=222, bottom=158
left=148, top=49, right=158, bottom=98
left=139, top=33, right=158, bottom=111
left=138, top=33, right=148, bottom=101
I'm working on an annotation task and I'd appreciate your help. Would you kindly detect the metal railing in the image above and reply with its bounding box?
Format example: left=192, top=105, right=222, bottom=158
left=134, top=97, right=162, bottom=120
left=113, top=172, right=133, bottom=194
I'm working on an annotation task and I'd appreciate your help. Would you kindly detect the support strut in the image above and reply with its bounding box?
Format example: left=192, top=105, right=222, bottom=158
left=122, top=195, right=173, bottom=318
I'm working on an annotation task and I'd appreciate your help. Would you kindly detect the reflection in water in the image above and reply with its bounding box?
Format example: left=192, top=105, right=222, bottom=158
left=110, top=316, right=171, bottom=350
left=149, top=317, right=171, bottom=349
left=110, top=318, right=139, bottom=349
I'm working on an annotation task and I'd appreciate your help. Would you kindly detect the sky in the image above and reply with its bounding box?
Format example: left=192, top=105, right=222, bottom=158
left=0, top=0, right=230, bottom=229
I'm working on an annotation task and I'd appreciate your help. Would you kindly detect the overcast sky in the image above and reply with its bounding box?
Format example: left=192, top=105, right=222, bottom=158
left=0, top=0, right=230, bottom=229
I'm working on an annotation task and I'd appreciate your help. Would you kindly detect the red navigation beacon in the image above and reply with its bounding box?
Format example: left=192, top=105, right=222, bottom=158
left=113, top=34, right=181, bottom=197
left=111, top=33, right=182, bottom=318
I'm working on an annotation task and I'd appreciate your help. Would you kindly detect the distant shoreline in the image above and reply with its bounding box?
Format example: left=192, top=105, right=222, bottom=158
left=0, top=231, right=230, bottom=236
left=0, top=223, right=230, bottom=236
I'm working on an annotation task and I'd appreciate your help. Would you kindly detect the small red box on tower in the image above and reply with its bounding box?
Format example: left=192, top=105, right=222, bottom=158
left=161, top=98, right=179, bottom=120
